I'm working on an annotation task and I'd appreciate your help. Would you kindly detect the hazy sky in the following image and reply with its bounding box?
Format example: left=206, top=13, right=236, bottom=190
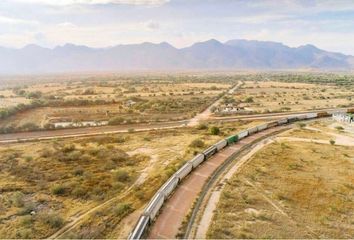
left=1, top=0, right=354, bottom=54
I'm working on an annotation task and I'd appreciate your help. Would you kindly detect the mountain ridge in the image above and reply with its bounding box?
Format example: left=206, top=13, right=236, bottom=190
left=0, top=39, right=353, bottom=74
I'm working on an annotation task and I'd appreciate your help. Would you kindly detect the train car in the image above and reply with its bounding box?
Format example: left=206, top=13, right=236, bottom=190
left=305, top=112, right=317, bottom=119
left=226, top=135, right=238, bottom=144
left=144, top=192, right=164, bottom=220
left=214, top=139, right=227, bottom=151
left=129, top=215, right=149, bottom=240
left=190, top=154, right=205, bottom=168
left=247, top=126, right=258, bottom=135
left=277, top=118, right=288, bottom=125
left=175, top=162, right=193, bottom=181
left=317, top=111, right=330, bottom=117
left=237, top=130, right=248, bottom=140
left=160, top=176, right=179, bottom=198
left=203, top=145, right=217, bottom=159
left=256, top=123, right=268, bottom=132
left=287, top=115, right=298, bottom=123
left=267, top=121, right=278, bottom=128
left=297, top=114, right=307, bottom=120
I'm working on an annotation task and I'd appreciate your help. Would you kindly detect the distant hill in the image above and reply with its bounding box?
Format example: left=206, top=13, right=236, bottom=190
left=0, top=39, right=353, bottom=74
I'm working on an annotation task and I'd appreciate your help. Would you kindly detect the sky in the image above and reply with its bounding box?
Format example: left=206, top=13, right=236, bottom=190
left=1, top=0, right=354, bottom=54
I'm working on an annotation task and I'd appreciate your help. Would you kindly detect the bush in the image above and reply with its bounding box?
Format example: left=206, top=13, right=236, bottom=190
left=209, top=126, right=220, bottom=135
left=196, top=123, right=208, bottom=130
left=335, top=126, right=344, bottom=131
left=189, top=139, right=205, bottom=148
left=108, top=117, right=124, bottom=125
left=18, top=202, right=35, bottom=215
left=114, top=170, right=130, bottom=183
left=73, top=167, right=84, bottom=176
left=51, top=184, right=66, bottom=195
left=297, top=122, right=306, bottom=128
left=113, top=203, right=133, bottom=217
left=71, top=186, right=86, bottom=198
left=245, top=97, right=254, bottom=103
left=329, top=139, right=335, bottom=145
left=12, top=191, right=25, bottom=207
left=42, top=213, right=64, bottom=228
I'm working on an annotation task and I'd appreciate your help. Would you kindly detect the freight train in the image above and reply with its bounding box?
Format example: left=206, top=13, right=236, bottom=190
left=129, top=109, right=353, bottom=239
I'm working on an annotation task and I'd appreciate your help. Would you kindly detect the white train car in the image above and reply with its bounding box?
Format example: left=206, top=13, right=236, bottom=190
left=237, top=130, right=248, bottom=140
left=214, top=139, right=227, bottom=151
left=256, top=123, right=268, bottom=132
left=159, top=176, right=179, bottom=198
left=144, top=192, right=164, bottom=220
left=305, top=112, right=317, bottom=119
left=203, top=145, right=217, bottom=159
left=129, top=215, right=149, bottom=239
left=190, top=154, right=205, bottom=168
left=267, top=121, right=278, bottom=128
left=297, top=114, right=307, bottom=120
left=247, top=126, right=258, bottom=135
left=277, top=118, right=288, bottom=125
left=175, top=162, right=193, bottom=181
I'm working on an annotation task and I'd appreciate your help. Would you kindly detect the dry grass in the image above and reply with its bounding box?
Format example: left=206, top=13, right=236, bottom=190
left=0, top=120, right=259, bottom=238
left=232, top=80, right=354, bottom=114
left=207, top=139, right=354, bottom=238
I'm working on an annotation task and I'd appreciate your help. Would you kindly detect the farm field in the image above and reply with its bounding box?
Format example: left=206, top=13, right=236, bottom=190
left=0, top=119, right=263, bottom=239
left=207, top=120, right=354, bottom=239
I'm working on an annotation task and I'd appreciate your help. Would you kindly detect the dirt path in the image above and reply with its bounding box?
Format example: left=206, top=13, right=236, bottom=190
left=48, top=173, right=145, bottom=239
left=277, top=136, right=354, bottom=146
left=187, top=81, right=242, bottom=127
left=194, top=137, right=276, bottom=238
left=148, top=126, right=287, bottom=239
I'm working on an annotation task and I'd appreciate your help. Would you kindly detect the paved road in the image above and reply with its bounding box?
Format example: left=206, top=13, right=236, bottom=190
left=148, top=126, right=288, bottom=239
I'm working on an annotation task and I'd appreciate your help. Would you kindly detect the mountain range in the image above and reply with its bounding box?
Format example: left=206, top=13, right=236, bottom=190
left=0, top=39, right=353, bottom=74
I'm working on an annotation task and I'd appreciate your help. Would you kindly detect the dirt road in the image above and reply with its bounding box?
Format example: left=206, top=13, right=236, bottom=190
left=187, top=81, right=242, bottom=127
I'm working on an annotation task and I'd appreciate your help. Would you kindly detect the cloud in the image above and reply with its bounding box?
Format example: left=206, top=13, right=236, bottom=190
left=0, top=15, right=38, bottom=25
left=144, top=20, right=160, bottom=30
left=57, top=22, right=78, bottom=28
left=12, top=0, right=170, bottom=6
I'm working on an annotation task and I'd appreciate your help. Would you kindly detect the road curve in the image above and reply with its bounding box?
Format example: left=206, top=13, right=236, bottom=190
left=148, top=125, right=289, bottom=239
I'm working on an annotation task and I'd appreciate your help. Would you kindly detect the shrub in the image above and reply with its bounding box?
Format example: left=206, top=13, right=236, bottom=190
left=73, top=167, right=84, bottom=176
left=209, top=126, right=220, bottom=135
left=297, top=122, right=306, bottom=128
left=62, top=144, right=76, bottom=153
left=71, top=186, right=86, bottom=198
left=108, top=117, right=124, bottom=125
left=189, top=139, right=205, bottom=148
left=245, top=96, right=254, bottom=103
left=18, top=202, right=35, bottom=215
left=330, top=139, right=335, bottom=145
left=12, top=191, right=25, bottom=207
left=335, top=126, right=344, bottom=131
left=42, top=213, right=64, bottom=228
left=114, top=170, right=130, bottom=183
left=196, top=123, right=208, bottom=130
left=113, top=203, right=133, bottom=217
left=51, top=184, right=66, bottom=195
